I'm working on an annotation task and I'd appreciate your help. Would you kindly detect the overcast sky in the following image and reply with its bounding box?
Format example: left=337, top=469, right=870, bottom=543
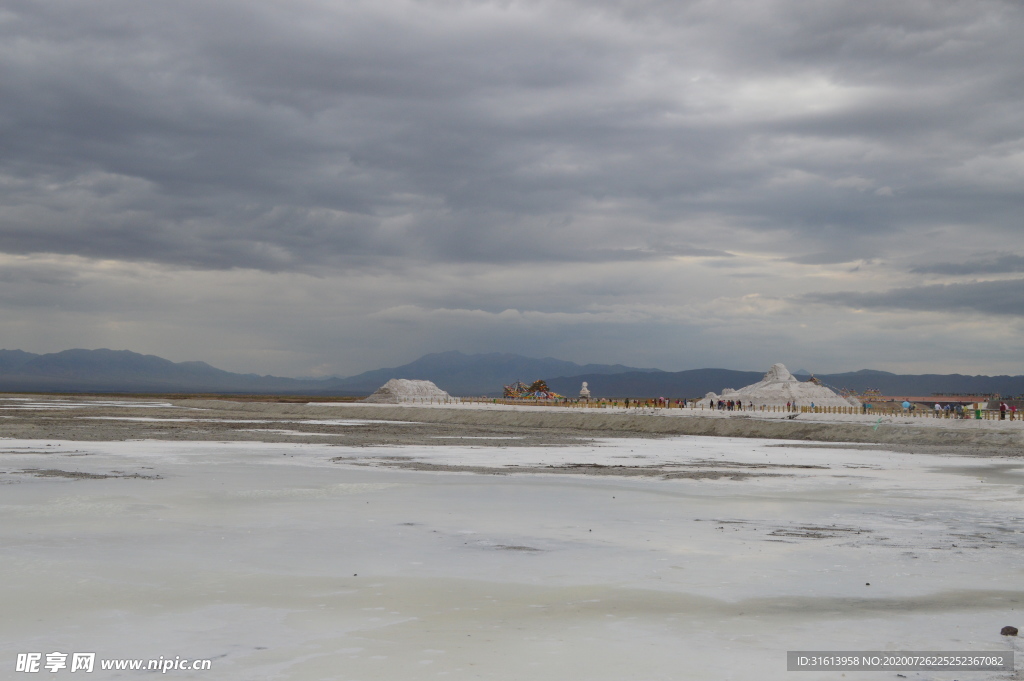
left=1, top=0, right=1022, bottom=377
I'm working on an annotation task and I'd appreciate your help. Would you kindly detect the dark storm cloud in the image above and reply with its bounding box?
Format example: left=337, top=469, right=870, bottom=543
left=0, top=0, right=1022, bottom=272
left=912, top=255, right=1024, bottom=276
left=803, top=278, right=1024, bottom=317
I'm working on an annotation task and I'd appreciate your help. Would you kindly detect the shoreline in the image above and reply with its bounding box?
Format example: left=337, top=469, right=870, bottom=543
left=191, top=398, right=1024, bottom=456
left=1, top=393, right=1022, bottom=457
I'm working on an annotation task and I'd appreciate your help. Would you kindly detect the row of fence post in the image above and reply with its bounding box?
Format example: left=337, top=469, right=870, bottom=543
left=430, top=396, right=1016, bottom=420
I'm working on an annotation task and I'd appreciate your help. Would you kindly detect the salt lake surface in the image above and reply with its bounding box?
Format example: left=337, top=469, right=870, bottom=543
left=1, top=434, right=1022, bottom=680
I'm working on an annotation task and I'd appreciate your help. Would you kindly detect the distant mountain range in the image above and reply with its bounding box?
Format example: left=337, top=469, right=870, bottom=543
left=331, top=351, right=660, bottom=395
left=0, top=348, right=1020, bottom=398
left=0, top=348, right=323, bottom=394
left=0, top=349, right=655, bottom=395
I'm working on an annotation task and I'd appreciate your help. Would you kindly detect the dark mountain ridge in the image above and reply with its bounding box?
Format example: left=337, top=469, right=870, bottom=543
left=0, top=349, right=39, bottom=372
left=0, top=348, right=324, bottom=394
left=330, top=350, right=660, bottom=395
left=0, top=348, right=1019, bottom=397
left=0, top=348, right=656, bottom=395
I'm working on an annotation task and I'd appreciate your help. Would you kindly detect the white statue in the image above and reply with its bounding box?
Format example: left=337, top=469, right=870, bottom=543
left=579, top=381, right=591, bottom=399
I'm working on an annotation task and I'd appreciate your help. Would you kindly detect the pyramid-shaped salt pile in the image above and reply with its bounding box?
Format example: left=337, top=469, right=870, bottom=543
left=700, top=363, right=858, bottom=408
left=362, top=378, right=452, bottom=403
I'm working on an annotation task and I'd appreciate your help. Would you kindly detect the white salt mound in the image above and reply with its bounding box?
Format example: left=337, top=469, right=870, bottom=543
left=699, top=363, right=858, bottom=408
left=362, top=379, right=453, bottom=404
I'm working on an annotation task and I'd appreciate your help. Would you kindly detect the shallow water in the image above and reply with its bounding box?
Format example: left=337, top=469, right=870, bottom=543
left=1, top=436, right=1021, bottom=679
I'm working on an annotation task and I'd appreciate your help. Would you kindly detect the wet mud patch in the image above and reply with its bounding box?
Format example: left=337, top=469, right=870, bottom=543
left=461, top=538, right=545, bottom=552
left=684, top=459, right=829, bottom=470
left=767, top=525, right=873, bottom=539
left=694, top=518, right=879, bottom=542
left=11, top=468, right=162, bottom=480
left=335, top=458, right=796, bottom=480
left=0, top=448, right=66, bottom=455
left=697, top=514, right=1023, bottom=552
left=766, top=442, right=1024, bottom=458
left=0, top=404, right=604, bottom=447
left=941, top=531, right=1019, bottom=550
left=933, top=463, right=1024, bottom=486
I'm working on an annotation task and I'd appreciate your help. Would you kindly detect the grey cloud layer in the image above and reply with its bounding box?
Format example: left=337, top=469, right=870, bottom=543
left=804, top=278, right=1024, bottom=317
left=912, top=255, right=1024, bottom=276
left=2, top=0, right=1022, bottom=272
left=2, top=0, right=1023, bottom=376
